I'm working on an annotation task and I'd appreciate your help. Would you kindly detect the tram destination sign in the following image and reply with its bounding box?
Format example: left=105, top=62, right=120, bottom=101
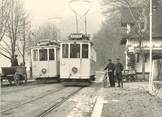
left=69, top=33, right=89, bottom=40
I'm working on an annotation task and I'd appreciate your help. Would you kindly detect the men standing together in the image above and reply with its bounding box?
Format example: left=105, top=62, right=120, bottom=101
left=104, top=58, right=124, bottom=88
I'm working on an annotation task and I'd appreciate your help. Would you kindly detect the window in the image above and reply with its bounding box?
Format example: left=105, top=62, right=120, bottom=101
left=39, top=49, right=48, bottom=61
left=70, top=44, right=80, bottom=58
left=49, top=49, right=55, bottom=60
left=82, top=44, right=89, bottom=58
left=136, top=53, right=140, bottom=63
left=62, top=44, right=69, bottom=58
left=33, top=49, right=38, bottom=61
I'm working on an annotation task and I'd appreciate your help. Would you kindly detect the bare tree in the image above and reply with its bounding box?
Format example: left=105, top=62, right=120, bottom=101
left=0, top=0, right=29, bottom=66
left=33, top=23, right=59, bottom=44
left=0, top=0, right=11, bottom=41
left=17, top=19, right=31, bottom=66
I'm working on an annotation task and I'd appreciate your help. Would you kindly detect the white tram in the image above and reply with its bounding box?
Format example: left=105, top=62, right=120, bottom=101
left=31, top=40, right=60, bottom=81
left=60, top=33, right=96, bottom=83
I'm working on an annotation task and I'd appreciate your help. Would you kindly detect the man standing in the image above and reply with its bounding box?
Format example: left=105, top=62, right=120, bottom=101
left=11, top=55, right=18, bottom=66
left=104, top=59, right=115, bottom=87
left=115, top=58, right=124, bottom=87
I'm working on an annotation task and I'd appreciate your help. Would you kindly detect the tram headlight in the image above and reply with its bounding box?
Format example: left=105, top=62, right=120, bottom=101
left=72, top=67, right=78, bottom=74
left=41, top=68, right=47, bottom=74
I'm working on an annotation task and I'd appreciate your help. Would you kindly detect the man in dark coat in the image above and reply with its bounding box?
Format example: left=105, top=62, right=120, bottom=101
left=115, top=58, right=124, bottom=87
left=104, top=59, right=115, bottom=87
left=11, top=55, right=18, bottom=66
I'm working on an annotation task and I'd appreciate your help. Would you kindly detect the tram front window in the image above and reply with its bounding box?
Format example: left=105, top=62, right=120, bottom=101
left=82, top=44, right=89, bottom=58
left=39, top=49, right=47, bottom=61
left=62, top=44, right=69, bottom=58
left=49, top=49, right=55, bottom=60
left=33, top=49, right=38, bottom=61
left=70, top=44, right=80, bottom=58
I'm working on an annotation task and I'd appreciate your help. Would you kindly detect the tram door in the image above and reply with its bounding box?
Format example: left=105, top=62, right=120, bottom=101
left=69, top=43, right=81, bottom=78
left=48, top=48, right=57, bottom=77
left=80, top=43, right=90, bottom=78
left=37, top=48, right=49, bottom=78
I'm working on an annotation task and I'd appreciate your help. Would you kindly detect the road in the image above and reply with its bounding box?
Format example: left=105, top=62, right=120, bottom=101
left=1, top=71, right=162, bottom=117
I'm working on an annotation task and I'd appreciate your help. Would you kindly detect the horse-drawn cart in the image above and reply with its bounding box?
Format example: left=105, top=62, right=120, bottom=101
left=0, top=66, right=27, bottom=86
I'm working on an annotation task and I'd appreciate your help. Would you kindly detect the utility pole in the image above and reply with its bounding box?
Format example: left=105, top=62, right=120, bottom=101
left=23, top=18, right=26, bottom=65
left=149, top=0, right=153, bottom=93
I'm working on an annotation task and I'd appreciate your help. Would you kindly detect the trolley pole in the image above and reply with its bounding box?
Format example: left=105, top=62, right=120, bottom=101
left=149, top=0, right=153, bottom=93
left=68, top=0, right=92, bottom=34
left=75, top=14, right=79, bottom=33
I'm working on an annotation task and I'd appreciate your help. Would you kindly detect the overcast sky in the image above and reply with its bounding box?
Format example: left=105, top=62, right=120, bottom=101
left=23, top=0, right=103, bottom=37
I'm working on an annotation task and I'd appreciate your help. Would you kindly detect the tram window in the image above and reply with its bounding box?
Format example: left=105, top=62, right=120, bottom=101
left=39, top=49, right=48, bottom=61
left=49, top=49, right=55, bottom=60
left=62, top=44, right=69, bottom=58
left=33, top=49, right=38, bottom=61
left=82, top=44, right=89, bottom=58
left=70, top=44, right=80, bottom=58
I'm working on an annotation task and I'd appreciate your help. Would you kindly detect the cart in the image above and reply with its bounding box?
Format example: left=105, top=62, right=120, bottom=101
left=0, top=66, right=27, bottom=86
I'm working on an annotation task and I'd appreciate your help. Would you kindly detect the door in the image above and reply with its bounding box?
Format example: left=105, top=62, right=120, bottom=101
left=69, top=44, right=81, bottom=79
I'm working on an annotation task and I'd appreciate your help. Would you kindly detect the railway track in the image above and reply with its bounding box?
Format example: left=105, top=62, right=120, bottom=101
left=1, top=83, right=51, bottom=95
left=37, top=87, right=83, bottom=117
left=1, top=86, right=65, bottom=114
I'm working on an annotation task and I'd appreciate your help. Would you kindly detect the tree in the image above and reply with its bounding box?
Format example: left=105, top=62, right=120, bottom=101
left=33, top=23, right=59, bottom=44
left=0, top=0, right=29, bottom=66
left=93, top=15, right=125, bottom=69
left=17, top=19, right=31, bottom=66
left=0, top=0, right=11, bottom=41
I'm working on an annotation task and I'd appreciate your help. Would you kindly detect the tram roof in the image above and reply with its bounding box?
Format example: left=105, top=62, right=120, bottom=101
left=31, top=45, right=60, bottom=49
left=60, top=39, right=93, bottom=44
left=31, top=40, right=60, bottom=49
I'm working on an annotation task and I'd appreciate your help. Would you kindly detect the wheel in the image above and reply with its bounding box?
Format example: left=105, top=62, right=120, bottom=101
left=14, top=74, right=20, bottom=86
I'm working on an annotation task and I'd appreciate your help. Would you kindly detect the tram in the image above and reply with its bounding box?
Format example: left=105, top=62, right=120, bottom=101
left=60, top=33, right=96, bottom=84
left=31, top=40, right=60, bottom=81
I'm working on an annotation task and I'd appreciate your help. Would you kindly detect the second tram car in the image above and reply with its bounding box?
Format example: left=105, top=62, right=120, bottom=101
left=60, top=33, right=96, bottom=84
left=31, top=40, right=60, bottom=81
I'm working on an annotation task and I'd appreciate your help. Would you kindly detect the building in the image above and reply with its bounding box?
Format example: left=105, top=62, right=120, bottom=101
left=121, top=2, right=162, bottom=75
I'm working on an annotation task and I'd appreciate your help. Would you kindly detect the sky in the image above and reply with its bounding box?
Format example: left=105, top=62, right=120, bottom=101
left=23, top=0, right=103, bottom=38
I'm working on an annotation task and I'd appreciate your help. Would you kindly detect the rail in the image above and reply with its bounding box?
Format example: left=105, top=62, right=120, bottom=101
left=37, top=87, right=83, bottom=117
